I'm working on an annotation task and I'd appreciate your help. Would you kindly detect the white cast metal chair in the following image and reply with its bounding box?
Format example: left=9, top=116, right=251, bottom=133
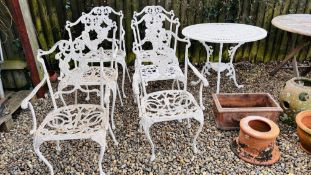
left=63, top=6, right=126, bottom=130
left=65, top=6, right=130, bottom=99
left=131, top=6, right=209, bottom=161
left=131, top=6, right=186, bottom=96
left=21, top=41, right=113, bottom=175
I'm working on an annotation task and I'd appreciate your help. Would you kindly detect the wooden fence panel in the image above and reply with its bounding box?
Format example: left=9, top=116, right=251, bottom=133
left=2, top=0, right=311, bottom=69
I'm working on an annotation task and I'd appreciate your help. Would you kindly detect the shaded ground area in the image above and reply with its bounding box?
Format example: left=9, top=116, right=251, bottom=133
left=0, top=63, right=310, bottom=174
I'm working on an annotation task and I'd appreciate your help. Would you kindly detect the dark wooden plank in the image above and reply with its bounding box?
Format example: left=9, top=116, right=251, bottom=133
left=244, top=0, right=259, bottom=62
left=124, top=0, right=134, bottom=64
left=45, top=0, right=62, bottom=41
left=249, top=1, right=265, bottom=62
left=277, top=0, right=299, bottom=61
left=0, top=90, right=30, bottom=131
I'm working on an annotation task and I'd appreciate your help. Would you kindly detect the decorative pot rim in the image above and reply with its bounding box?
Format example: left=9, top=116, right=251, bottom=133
left=240, top=116, right=280, bottom=139
left=289, top=77, right=311, bottom=89
left=296, top=110, right=311, bottom=134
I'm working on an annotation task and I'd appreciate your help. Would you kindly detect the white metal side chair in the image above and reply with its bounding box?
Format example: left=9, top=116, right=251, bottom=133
left=65, top=6, right=130, bottom=99
left=131, top=6, right=209, bottom=161
left=21, top=41, right=112, bottom=175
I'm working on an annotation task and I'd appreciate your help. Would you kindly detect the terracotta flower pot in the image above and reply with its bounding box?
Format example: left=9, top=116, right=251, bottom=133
left=231, top=116, right=280, bottom=165
left=48, top=70, right=58, bottom=82
left=296, top=110, right=311, bottom=154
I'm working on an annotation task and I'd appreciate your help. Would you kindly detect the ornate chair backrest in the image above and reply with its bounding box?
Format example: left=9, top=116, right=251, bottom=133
left=131, top=6, right=180, bottom=61
left=37, top=40, right=108, bottom=110
left=65, top=6, right=125, bottom=56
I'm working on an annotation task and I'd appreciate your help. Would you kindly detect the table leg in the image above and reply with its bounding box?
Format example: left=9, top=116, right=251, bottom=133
left=191, top=41, right=213, bottom=86
left=293, top=56, right=299, bottom=77
left=269, top=34, right=310, bottom=76
left=216, top=43, right=223, bottom=94
left=227, top=43, right=244, bottom=89
left=269, top=42, right=309, bottom=76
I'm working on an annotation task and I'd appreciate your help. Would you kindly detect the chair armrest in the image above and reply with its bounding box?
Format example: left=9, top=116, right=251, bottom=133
left=169, top=31, right=191, bottom=45
left=187, top=59, right=209, bottom=87
left=21, top=76, right=47, bottom=109
left=21, top=76, right=47, bottom=135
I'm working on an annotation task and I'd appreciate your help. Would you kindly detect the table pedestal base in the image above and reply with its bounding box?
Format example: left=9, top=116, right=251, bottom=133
left=193, top=42, right=244, bottom=94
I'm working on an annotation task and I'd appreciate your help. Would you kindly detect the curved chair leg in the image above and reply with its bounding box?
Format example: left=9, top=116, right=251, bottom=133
left=34, top=138, right=54, bottom=175
left=116, top=84, right=123, bottom=106
left=138, top=123, right=143, bottom=132
left=108, top=123, right=118, bottom=145
left=92, top=134, right=107, bottom=175
left=59, top=94, right=66, bottom=106
left=192, top=116, right=204, bottom=154
left=126, top=65, right=131, bottom=82
left=85, top=86, right=90, bottom=101
left=171, top=80, right=176, bottom=90
left=199, top=82, right=205, bottom=110
left=177, top=80, right=180, bottom=90
left=142, top=122, right=155, bottom=161
left=111, top=88, right=117, bottom=130
left=56, top=140, right=61, bottom=152
left=132, top=75, right=140, bottom=104
left=187, top=118, right=191, bottom=128
left=121, top=65, right=127, bottom=98
left=74, top=89, right=78, bottom=104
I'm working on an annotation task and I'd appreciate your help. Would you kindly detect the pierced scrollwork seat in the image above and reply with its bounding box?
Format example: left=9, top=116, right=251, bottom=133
left=141, top=90, right=202, bottom=119
left=132, top=6, right=209, bottom=161
left=58, top=66, right=118, bottom=96
left=138, top=90, right=204, bottom=161
left=133, top=50, right=186, bottom=86
left=35, top=104, right=108, bottom=139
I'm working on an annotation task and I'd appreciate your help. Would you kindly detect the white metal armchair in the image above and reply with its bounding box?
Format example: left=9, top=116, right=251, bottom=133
left=62, top=6, right=127, bottom=130
left=131, top=6, right=209, bottom=161
left=21, top=44, right=112, bottom=175
left=131, top=6, right=185, bottom=94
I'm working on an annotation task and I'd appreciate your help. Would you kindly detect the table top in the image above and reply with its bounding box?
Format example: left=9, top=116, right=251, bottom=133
left=182, top=23, right=267, bottom=43
left=272, top=14, right=311, bottom=36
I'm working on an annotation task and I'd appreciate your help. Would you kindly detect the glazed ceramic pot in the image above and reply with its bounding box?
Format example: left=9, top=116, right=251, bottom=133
left=280, top=77, right=311, bottom=119
left=231, top=116, right=280, bottom=165
left=296, top=110, right=311, bottom=154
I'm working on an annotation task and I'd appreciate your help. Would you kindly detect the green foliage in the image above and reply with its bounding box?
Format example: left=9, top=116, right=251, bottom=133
left=203, top=0, right=239, bottom=22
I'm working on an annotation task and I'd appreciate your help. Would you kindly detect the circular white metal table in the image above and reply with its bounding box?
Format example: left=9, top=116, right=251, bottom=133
left=182, top=23, right=267, bottom=94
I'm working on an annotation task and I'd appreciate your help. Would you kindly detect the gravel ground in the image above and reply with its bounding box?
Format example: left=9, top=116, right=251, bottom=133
left=0, top=62, right=310, bottom=175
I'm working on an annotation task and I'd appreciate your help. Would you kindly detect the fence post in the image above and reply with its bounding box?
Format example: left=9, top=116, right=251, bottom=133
left=8, top=0, right=45, bottom=97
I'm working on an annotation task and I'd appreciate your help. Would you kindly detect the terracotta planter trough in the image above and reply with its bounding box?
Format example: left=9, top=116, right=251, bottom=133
left=212, top=93, right=283, bottom=130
